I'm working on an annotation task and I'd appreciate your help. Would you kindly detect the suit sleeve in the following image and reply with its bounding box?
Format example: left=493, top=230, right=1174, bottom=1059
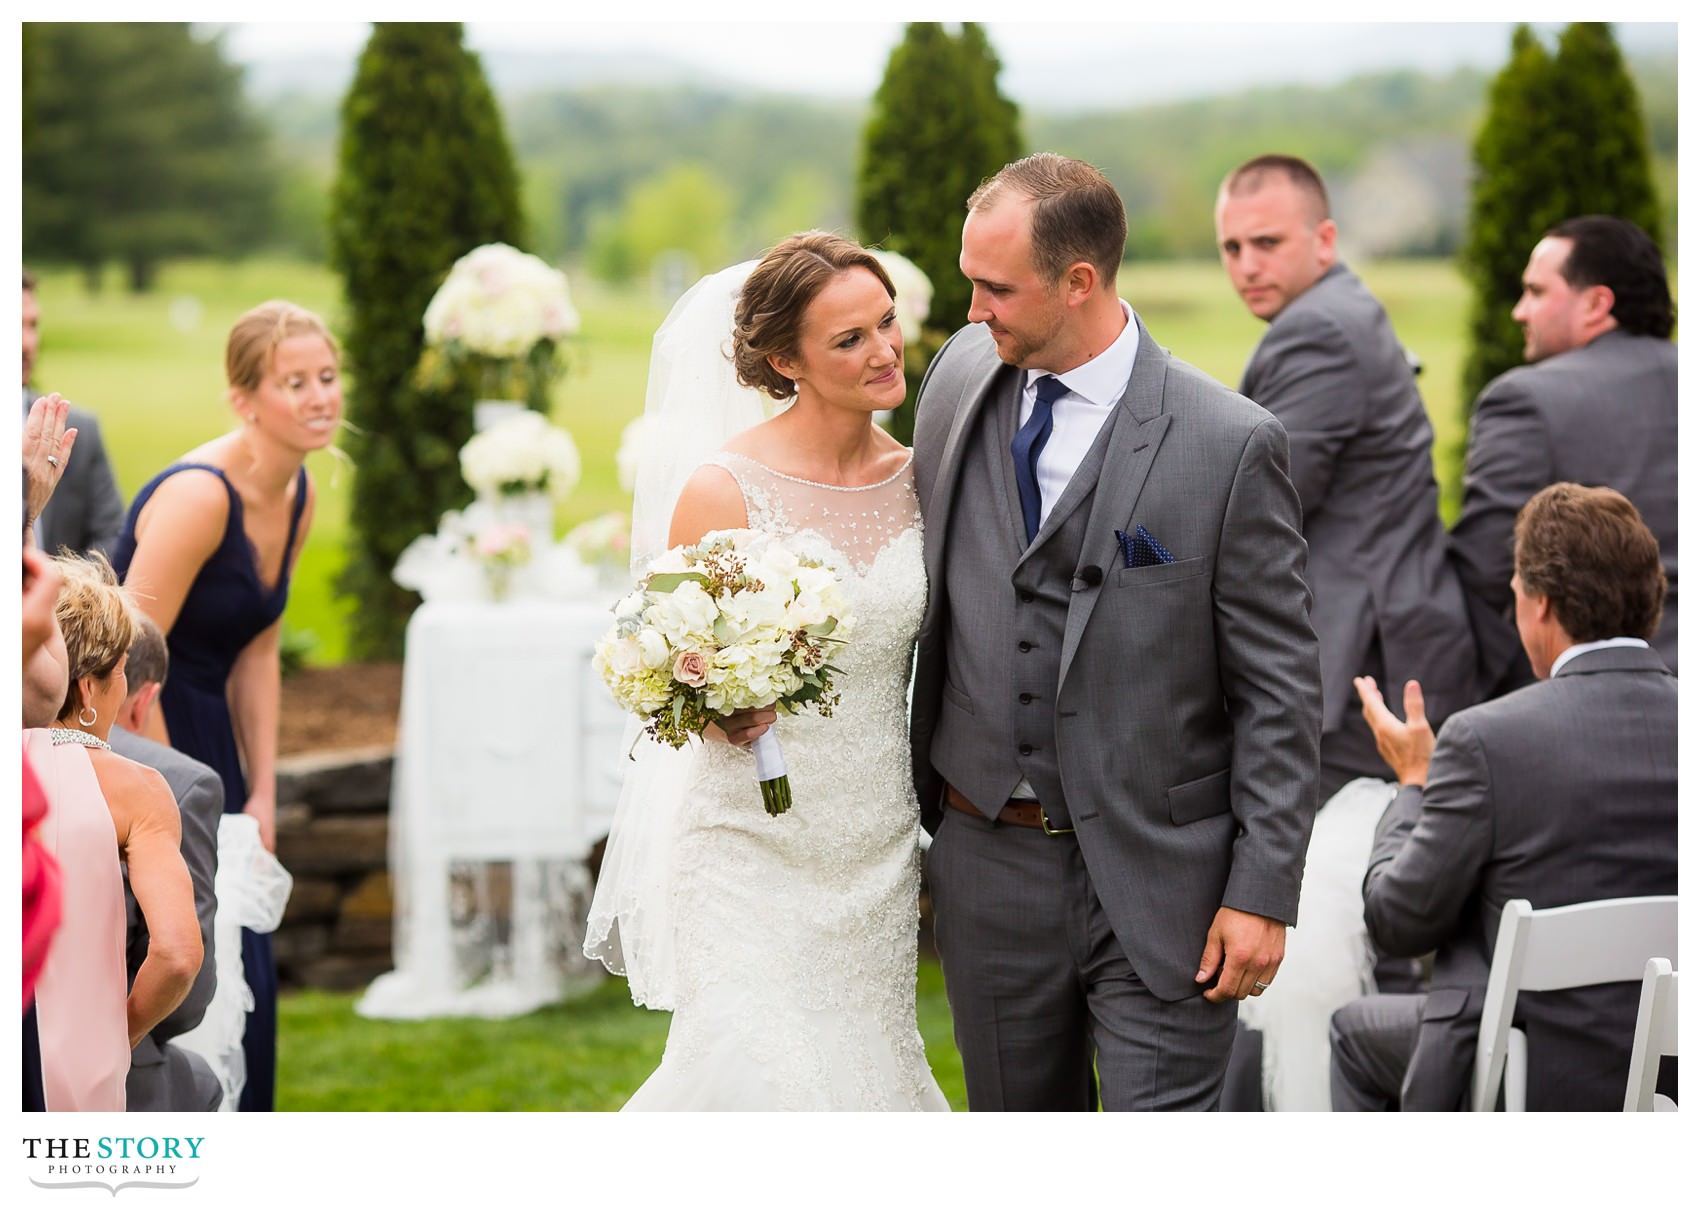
left=74, top=413, right=127, bottom=558
left=1213, top=415, right=1324, bottom=924
left=150, top=764, right=223, bottom=1043
left=1449, top=378, right=1551, bottom=617
left=1240, top=314, right=1362, bottom=519
left=1361, top=713, right=1493, bottom=958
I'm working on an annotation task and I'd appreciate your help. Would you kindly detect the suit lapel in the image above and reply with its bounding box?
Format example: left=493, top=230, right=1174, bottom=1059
left=1058, top=320, right=1174, bottom=684
left=925, top=350, right=1018, bottom=589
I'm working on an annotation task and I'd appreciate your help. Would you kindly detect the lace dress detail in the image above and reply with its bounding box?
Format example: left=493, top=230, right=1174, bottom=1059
left=623, top=451, right=946, bottom=1111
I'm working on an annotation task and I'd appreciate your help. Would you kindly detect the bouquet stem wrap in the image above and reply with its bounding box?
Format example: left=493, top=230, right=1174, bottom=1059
left=750, top=731, right=790, bottom=816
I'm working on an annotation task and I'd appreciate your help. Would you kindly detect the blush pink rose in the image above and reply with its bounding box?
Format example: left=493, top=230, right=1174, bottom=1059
left=673, top=650, right=710, bottom=688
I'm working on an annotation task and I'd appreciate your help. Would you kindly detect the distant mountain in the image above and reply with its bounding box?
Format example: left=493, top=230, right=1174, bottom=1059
left=247, top=52, right=1677, bottom=265
left=240, top=46, right=743, bottom=102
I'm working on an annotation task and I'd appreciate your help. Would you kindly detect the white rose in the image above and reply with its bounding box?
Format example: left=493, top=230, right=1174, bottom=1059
left=635, top=627, right=671, bottom=670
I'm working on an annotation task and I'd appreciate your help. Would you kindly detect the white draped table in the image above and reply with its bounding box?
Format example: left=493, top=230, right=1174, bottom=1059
left=357, top=597, right=629, bottom=1019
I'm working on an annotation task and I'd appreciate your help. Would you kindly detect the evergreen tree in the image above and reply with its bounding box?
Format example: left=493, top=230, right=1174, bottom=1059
left=22, top=23, right=276, bottom=291
left=1460, top=23, right=1661, bottom=420
left=328, top=22, right=525, bottom=658
left=856, top=23, right=1022, bottom=443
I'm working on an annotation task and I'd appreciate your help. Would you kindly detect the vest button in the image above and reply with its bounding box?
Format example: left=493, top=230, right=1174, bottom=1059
left=1018, top=641, right=1032, bottom=653
left=1018, top=591, right=1034, bottom=604
left=1019, top=692, right=1033, bottom=705
left=1019, top=743, right=1034, bottom=756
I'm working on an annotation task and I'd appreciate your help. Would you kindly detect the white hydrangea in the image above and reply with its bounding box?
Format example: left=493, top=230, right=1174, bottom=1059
left=615, top=414, right=652, bottom=494
left=458, top=408, right=581, bottom=501
left=423, top=242, right=581, bottom=359
left=870, top=249, right=933, bottom=343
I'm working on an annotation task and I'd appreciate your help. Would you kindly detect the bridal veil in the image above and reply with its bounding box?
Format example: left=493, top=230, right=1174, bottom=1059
left=582, top=260, right=780, bottom=1008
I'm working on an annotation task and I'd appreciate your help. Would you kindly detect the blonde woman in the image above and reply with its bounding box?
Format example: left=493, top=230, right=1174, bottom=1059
left=25, top=553, right=200, bottom=1110
left=111, top=300, right=340, bottom=1112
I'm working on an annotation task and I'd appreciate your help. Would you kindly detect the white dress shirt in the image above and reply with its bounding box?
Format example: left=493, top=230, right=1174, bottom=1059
left=1548, top=636, right=1650, bottom=677
left=1010, top=302, right=1139, bottom=803
left=1017, top=300, right=1140, bottom=529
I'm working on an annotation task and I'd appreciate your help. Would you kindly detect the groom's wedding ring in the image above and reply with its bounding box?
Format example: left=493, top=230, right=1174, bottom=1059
left=1253, top=980, right=1271, bottom=991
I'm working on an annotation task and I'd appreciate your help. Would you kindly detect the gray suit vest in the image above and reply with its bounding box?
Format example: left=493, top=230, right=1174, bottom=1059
left=931, top=376, right=1121, bottom=828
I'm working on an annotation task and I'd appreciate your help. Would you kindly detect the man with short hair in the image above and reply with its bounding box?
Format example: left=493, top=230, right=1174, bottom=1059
left=1332, top=483, right=1677, bottom=1111
left=109, top=615, right=224, bottom=1113
left=912, top=152, right=1322, bottom=1110
left=1450, top=216, right=1677, bottom=694
left=1215, top=154, right=1475, bottom=799
left=22, top=269, right=125, bottom=557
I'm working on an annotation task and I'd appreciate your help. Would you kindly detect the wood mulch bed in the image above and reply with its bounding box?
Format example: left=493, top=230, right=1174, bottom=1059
left=278, top=662, right=403, bottom=756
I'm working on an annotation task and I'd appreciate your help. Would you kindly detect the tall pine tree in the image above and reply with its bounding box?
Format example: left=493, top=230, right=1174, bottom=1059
left=1460, top=23, right=1661, bottom=422
left=857, top=23, right=1022, bottom=443
left=329, top=23, right=525, bottom=658
left=22, top=23, right=275, bottom=291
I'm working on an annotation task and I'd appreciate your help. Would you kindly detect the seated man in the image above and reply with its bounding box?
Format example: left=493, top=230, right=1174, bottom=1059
left=1331, top=483, right=1677, bottom=1111
left=109, top=617, right=224, bottom=1112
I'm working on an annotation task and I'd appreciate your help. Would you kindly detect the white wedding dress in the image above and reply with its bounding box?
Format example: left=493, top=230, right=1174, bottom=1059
left=610, top=451, right=948, bottom=1111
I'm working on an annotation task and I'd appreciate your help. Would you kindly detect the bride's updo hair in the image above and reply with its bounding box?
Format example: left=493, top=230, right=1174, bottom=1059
left=732, top=232, right=897, bottom=401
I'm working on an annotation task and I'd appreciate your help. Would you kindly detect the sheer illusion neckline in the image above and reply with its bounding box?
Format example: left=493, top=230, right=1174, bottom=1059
left=719, top=449, right=913, bottom=492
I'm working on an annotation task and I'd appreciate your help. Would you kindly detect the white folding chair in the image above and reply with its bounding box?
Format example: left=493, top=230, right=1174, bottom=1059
left=1623, top=958, right=1678, bottom=1111
left=1471, top=895, right=1679, bottom=1112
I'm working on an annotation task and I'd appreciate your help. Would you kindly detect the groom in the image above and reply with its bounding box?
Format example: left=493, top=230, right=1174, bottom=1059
left=911, top=153, right=1323, bottom=1110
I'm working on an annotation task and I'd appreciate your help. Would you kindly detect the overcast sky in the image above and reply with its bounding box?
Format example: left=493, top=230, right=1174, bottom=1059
left=211, top=14, right=1680, bottom=109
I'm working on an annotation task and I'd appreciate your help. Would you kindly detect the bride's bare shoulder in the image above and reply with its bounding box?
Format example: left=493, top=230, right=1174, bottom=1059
left=668, top=461, right=747, bottom=548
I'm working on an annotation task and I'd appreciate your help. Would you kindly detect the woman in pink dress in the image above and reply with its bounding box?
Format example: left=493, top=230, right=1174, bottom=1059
left=25, top=553, right=201, bottom=1111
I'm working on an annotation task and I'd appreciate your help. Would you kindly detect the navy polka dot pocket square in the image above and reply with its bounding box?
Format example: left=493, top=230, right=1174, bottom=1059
left=1115, top=524, right=1176, bottom=569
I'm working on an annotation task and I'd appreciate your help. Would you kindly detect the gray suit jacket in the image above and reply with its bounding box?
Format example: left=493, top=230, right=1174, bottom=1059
left=26, top=390, right=126, bottom=559
left=1450, top=330, right=1678, bottom=691
left=1360, top=646, right=1678, bottom=1110
left=911, top=318, right=1323, bottom=1001
left=109, top=726, right=223, bottom=1112
left=1239, top=263, right=1475, bottom=742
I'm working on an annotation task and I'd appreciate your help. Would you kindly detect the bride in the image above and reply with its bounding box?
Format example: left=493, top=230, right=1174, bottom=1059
left=584, top=232, right=949, bottom=1111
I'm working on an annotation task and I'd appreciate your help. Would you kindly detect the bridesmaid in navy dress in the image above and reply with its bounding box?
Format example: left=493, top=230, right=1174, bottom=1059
left=111, top=300, right=340, bottom=1111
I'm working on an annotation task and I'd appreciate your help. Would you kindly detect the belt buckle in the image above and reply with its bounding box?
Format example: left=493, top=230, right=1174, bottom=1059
left=1039, top=803, right=1074, bottom=836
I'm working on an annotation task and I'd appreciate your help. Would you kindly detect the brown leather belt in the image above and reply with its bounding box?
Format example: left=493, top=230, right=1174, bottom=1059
left=945, top=783, right=1051, bottom=830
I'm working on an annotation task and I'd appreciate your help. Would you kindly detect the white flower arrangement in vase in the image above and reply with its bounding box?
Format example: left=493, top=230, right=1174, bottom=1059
left=421, top=242, right=581, bottom=403
left=869, top=249, right=933, bottom=344
left=615, top=414, right=653, bottom=495
left=459, top=409, right=582, bottom=504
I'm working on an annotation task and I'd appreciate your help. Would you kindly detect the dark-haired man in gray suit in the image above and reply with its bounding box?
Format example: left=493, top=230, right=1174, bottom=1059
left=1215, top=154, right=1474, bottom=800
left=1333, top=483, right=1677, bottom=1111
left=23, top=270, right=125, bottom=557
left=1450, top=216, right=1677, bottom=696
left=912, top=153, right=1322, bottom=1111
left=110, top=616, right=224, bottom=1113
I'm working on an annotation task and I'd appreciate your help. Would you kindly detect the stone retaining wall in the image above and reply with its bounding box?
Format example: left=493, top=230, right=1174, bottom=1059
left=274, top=745, right=397, bottom=991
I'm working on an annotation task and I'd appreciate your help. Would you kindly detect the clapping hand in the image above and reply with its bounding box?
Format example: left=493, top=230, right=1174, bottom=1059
left=1354, top=675, right=1434, bottom=786
left=24, top=393, right=78, bottom=528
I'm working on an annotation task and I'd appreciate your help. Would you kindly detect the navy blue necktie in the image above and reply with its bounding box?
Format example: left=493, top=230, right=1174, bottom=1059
left=1012, top=374, right=1067, bottom=544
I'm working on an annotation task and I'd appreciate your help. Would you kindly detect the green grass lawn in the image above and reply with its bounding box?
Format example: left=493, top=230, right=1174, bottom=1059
left=33, top=255, right=1474, bottom=663
left=278, top=953, right=968, bottom=1111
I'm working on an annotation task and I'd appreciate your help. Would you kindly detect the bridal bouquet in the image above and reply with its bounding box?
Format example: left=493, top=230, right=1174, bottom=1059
left=593, top=530, right=852, bottom=815
left=421, top=242, right=580, bottom=401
